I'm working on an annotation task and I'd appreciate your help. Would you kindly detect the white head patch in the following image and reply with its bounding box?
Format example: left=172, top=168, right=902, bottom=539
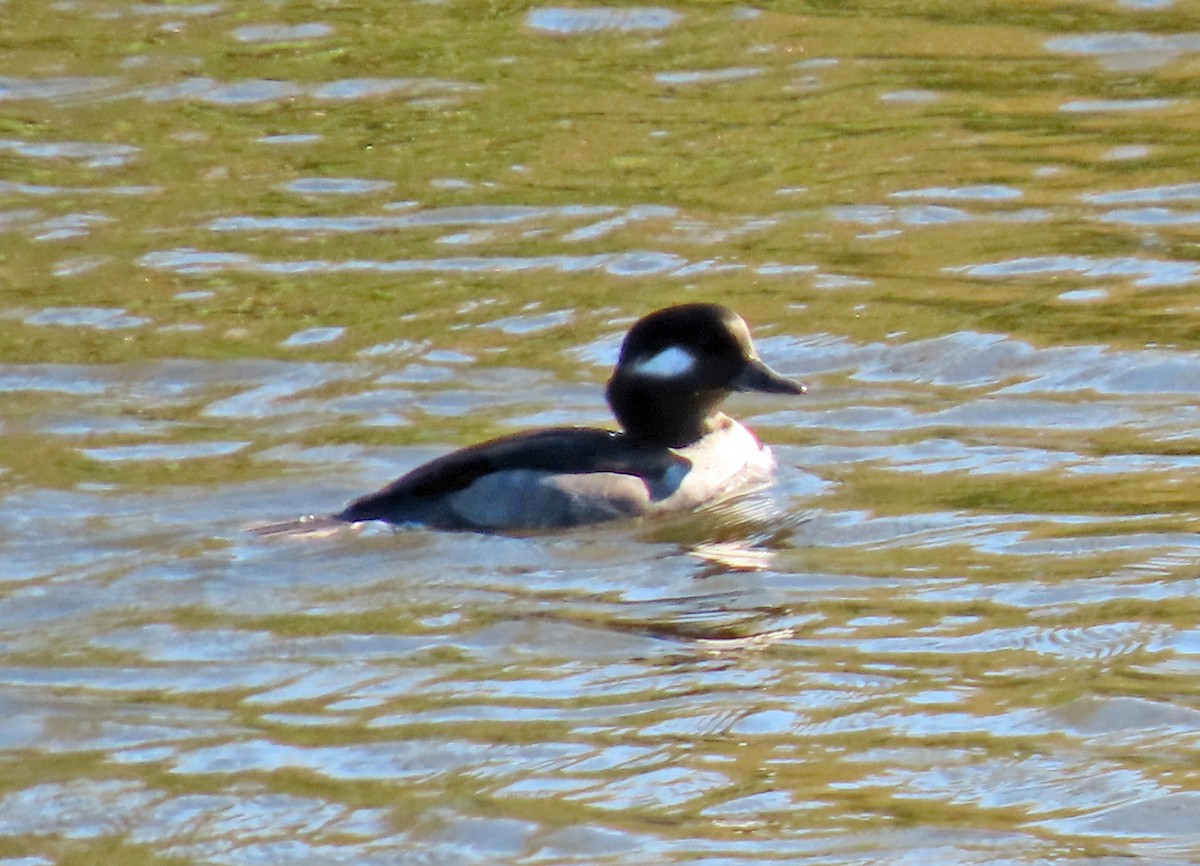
left=631, top=345, right=697, bottom=379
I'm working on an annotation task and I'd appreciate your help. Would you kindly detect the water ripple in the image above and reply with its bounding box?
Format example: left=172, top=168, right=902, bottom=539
left=0, top=180, right=158, bottom=197
left=0, top=77, right=119, bottom=103
left=479, top=310, right=574, bottom=335
left=17, top=307, right=150, bottom=329
left=172, top=737, right=585, bottom=781
left=281, top=326, right=346, bottom=347
left=0, top=780, right=398, bottom=866
left=278, top=177, right=393, bottom=196
left=1096, top=207, right=1200, bottom=225
left=233, top=23, right=334, bottom=43
left=1083, top=181, right=1200, bottom=204
left=0, top=138, right=139, bottom=167
left=141, top=248, right=692, bottom=277
left=955, top=254, right=1199, bottom=287
left=1047, top=32, right=1200, bottom=71
left=1060, top=98, right=1176, bottom=112
left=5, top=4, right=1200, bottom=860
left=80, top=441, right=250, bottom=462
left=526, top=6, right=681, bottom=33
left=213, top=203, right=614, bottom=231
left=126, top=3, right=224, bottom=17
left=134, top=76, right=482, bottom=104
left=655, top=67, right=764, bottom=85
left=890, top=185, right=1023, bottom=202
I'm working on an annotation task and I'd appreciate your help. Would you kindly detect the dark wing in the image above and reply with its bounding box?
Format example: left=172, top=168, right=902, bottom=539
left=336, top=427, right=681, bottom=525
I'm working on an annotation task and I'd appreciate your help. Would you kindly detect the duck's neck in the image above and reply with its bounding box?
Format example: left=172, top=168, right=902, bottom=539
left=606, top=377, right=729, bottom=448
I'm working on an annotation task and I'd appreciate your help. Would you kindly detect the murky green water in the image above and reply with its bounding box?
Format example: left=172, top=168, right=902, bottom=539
left=3, top=0, right=1200, bottom=863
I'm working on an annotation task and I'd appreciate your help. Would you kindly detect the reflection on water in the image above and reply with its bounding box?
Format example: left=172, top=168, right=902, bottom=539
left=526, top=6, right=683, bottom=34
left=3, top=0, right=1200, bottom=863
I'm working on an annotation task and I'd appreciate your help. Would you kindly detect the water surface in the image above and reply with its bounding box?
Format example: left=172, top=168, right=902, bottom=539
left=3, top=1, right=1200, bottom=863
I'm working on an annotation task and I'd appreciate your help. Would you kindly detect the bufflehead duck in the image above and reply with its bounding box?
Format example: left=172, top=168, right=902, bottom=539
left=265, top=304, right=805, bottom=534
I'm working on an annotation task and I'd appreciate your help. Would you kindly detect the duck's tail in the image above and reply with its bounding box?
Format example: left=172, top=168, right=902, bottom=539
left=247, top=514, right=352, bottom=538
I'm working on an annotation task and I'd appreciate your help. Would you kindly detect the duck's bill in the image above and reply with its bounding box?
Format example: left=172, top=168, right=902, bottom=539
left=733, top=359, right=807, bottom=395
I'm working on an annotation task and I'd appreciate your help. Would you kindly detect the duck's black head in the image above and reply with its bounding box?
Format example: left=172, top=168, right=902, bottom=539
left=604, top=303, right=806, bottom=447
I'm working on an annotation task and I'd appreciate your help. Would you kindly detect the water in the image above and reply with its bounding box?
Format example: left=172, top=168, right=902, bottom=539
left=2, top=0, right=1200, bottom=863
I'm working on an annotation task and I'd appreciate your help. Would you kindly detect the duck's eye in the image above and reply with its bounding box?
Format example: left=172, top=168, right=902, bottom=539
left=693, top=337, right=734, bottom=357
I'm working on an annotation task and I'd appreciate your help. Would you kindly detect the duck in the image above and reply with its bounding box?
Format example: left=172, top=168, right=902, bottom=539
left=259, top=303, right=805, bottom=535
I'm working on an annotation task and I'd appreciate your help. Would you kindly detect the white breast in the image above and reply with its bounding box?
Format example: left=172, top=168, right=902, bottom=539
left=656, top=418, right=776, bottom=513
